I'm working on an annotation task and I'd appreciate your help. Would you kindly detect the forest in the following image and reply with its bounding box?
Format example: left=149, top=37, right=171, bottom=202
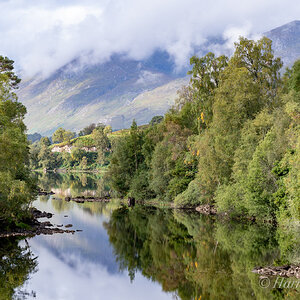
left=29, top=123, right=112, bottom=171
left=104, top=206, right=299, bottom=299
left=2, top=36, right=299, bottom=227
left=0, top=56, right=36, bottom=227
left=107, top=37, right=299, bottom=223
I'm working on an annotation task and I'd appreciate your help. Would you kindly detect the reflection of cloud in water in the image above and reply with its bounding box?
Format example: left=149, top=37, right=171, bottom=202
left=23, top=244, right=173, bottom=300
left=29, top=228, right=118, bottom=274
left=24, top=174, right=173, bottom=299
left=51, top=188, right=98, bottom=198
left=35, top=197, right=110, bottom=227
left=29, top=201, right=118, bottom=274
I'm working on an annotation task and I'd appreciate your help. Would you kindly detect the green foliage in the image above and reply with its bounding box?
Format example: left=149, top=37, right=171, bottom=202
left=0, top=55, right=36, bottom=224
left=104, top=206, right=299, bottom=300
left=80, top=156, right=88, bottom=169
left=244, top=128, right=286, bottom=219
left=0, top=238, right=37, bottom=299
left=108, top=39, right=299, bottom=223
left=91, top=126, right=111, bottom=165
left=29, top=123, right=113, bottom=171
left=108, top=120, right=144, bottom=196
left=129, top=169, right=155, bottom=200
left=215, top=58, right=299, bottom=220
left=78, top=123, right=96, bottom=136
left=71, top=147, right=85, bottom=162
left=187, top=52, right=228, bottom=125
left=73, top=135, right=95, bottom=147
left=103, top=125, right=112, bottom=135
left=149, top=115, right=163, bottom=126
left=78, top=122, right=106, bottom=137
left=288, top=60, right=300, bottom=92
left=0, top=56, right=21, bottom=89
left=174, top=178, right=202, bottom=207
left=52, top=127, right=75, bottom=143
left=149, top=141, right=172, bottom=198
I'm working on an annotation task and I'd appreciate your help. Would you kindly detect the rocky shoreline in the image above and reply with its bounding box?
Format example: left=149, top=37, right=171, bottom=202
left=65, top=196, right=111, bottom=203
left=253, top=265, right=300, bottom=279
left=0, top=208, right=75, bottom=238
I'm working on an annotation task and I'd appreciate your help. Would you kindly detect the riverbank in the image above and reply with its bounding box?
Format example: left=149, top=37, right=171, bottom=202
left=0, top=208, right=75, bottom=238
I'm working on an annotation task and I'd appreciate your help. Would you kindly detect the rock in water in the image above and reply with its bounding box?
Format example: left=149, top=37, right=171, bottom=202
left=128, top=197, right=135, bottom=207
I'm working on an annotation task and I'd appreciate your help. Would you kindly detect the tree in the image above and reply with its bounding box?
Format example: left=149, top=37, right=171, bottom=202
left=40, top=136, right=51, bottom=147
left=78, top=123, right=96, bottom=136
left=191, top=37, right=284, bottom=204
left=231, top=37, right=282, bottom=105
left=0, top=56, right=35, bottom=223
left=52, top=128, right=75, bottom=144
left=52, top=128, right=65, bottom=143
left=80, top=156, right=88, bottom=169
left=187, top=52, right=228, bottom=125
left=71, top=147, right=85, bottom=162
left=104, top=125, right=112, bottom=135
left=108, top=120, right=144, bottom=196
left=149, top=116, right=163, bottom=126
left=0, top=56, right=21, bottom=89
left=129, top=120, right=143, bottom=172
left=92, top=127, right=111, bottom=165
left=63, top=130, right=75, bottom=143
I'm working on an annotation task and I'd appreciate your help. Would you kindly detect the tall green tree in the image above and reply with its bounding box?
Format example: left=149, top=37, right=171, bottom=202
left=108, top=120, right=144, bottom=196
left=52, top=127, right=75, bottom=143
left=0, top=55, right=35, bottom=223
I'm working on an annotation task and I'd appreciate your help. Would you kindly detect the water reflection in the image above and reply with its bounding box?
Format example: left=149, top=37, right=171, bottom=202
left=0, top=238, right=37, bottom=299
left=35, top=171, right=110, bottom=199
left=105, top=207, right=300, bottom=300
left=1, top=173, right=299, bottom=299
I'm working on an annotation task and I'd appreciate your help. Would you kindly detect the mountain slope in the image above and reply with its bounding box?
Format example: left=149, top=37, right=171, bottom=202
left=19, top=52, right=184, bottom=135
left=264, top=20, right=300, bottom=67
left=18, top=21, right=300, bottom=135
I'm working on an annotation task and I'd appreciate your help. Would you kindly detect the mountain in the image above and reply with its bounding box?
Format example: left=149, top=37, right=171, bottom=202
left=264, top=20, right=300, bottom=67
left=19, top=51, right=187, bottom=135
left=18, top=21, right=300, bottom=135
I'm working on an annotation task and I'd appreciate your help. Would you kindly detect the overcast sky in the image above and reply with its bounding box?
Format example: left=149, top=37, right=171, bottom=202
left=0, top=0, right=299, bottom=77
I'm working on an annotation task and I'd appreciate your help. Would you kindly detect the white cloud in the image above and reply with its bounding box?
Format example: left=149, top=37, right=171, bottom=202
left=19, top=241, right=173, bottom=300
left=0, top=0, right=299, bottom=77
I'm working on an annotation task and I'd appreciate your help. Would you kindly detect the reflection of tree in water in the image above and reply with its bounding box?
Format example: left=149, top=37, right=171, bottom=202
left=80, top=200, right=122, bottom=218
left=0, top=238, right=37, bottom=300
left=38, top=195, right=50, bottom=203
left=50, top=198, right=75, bottom=213
left=105, top=207, right=299, bottom=300
left=36, top=172, right=111, bottom=199
left=34, top=172, right=63, bottom=192
left=104, top=207, right=196, bottom=299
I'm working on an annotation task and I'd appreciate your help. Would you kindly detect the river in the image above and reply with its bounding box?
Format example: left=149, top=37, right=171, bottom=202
left=0, top=172, right=299, bottom=299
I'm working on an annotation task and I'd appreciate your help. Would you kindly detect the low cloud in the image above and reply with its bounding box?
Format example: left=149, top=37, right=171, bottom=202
left=0, top=0, right=298, bottom=78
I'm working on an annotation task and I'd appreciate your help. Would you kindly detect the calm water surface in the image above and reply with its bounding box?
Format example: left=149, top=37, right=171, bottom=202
left=1, top=173, right=299, bottom=300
